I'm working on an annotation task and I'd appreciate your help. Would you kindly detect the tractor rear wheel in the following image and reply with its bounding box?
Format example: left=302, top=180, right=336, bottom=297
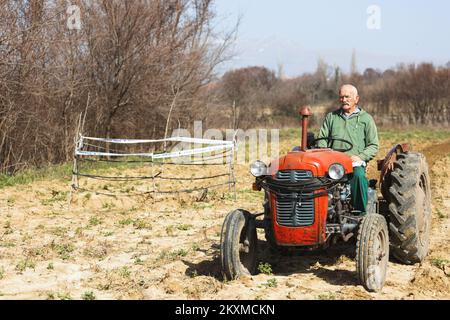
left=220, top=209, right=257, bottom=280
left=385, top=152, right=431, bottom=264
left=356, top=213, right=389, bottom=292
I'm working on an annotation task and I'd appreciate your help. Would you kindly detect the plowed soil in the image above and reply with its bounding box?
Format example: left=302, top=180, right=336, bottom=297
left=0, top=132, right=449, bottom=300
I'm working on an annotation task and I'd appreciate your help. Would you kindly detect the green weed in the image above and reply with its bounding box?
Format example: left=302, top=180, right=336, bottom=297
left=165, top=225, right=175, bottom=236
left=81, top=291, right=96, bottom=300
left=189, top=270, right=199, bottom=278
left=0, top=241, right=15, bottom=248
left=158, top=249, right=189, bottom=261
left=118, top=218, right=134, bottom=226
left=41, top=190, right=69, bottom=205
left=318, top=292, right=337, bottom=300
left=192, top=203, right=212, bottom=209
left=117, top=266, right=131, bottom=278
left=264, top=278, right=278, bottom=288
left=75, top=227, right=83, bottom=236
left=0, top=164, right=72, bottom=189
left=15, top=258, right=36, bottom=273
left=88, top=216, right=103, bottom=227
left=133, top=219, right=152, bottom=230
left=57, top=292, right=72, bottom=300
left=46, top=293, right=56, bottom=300
left=51, top=242, right=75, bottom=260
left=431, top=258, right=449, bottom=271
left=169, top=249, right=188, bottom=259
left=258, top=262, right=273, bottom=275
left=176, top=224, right=193, bottom=231
left=436, top=209, right=448, bottom=219
left=21, top=233, right=32, bottom=241
left=378, top=128, right=450, bottom=142
left=48, top=227, right=68, bottom=237
left=102, top=202, right=115, bottom=210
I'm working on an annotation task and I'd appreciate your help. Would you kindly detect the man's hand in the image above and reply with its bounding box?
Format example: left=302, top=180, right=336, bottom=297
left=351, top=155, right=362, bottom=162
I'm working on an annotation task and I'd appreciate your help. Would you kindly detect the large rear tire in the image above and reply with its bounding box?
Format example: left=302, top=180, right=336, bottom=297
left=356, top=214, right=389, bottom=292
left=220, top=209, right=257, bottom=280
left=385, top=152, right=431, bottom=264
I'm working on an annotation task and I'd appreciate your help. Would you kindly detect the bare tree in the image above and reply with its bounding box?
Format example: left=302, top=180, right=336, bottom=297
left=0, top=0, right=235, bottom=173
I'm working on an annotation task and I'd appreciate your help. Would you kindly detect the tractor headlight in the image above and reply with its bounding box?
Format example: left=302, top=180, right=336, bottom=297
left=250, top=160, right=268, bottom=177
left=328, top=163, right=345, bottom=180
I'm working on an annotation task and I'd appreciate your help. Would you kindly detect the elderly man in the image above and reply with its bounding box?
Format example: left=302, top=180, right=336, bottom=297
left=317, top=84, right=379, bottom=214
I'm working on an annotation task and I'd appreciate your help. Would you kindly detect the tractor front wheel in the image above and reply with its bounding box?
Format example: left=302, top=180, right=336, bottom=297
left=220, top=209, right=257, bottom=280
left=356, top=214, right=389, bottom=292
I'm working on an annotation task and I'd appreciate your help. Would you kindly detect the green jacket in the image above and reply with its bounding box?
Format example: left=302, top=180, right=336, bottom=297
left=317, top=108, right=379, bottom=161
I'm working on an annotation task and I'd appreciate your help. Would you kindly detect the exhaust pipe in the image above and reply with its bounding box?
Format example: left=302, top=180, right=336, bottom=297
left=299, top=106, right=312, bottom=151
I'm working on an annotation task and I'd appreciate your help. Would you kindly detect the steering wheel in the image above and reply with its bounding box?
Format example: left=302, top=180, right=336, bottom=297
left=311, top=137, right=353, bottom=153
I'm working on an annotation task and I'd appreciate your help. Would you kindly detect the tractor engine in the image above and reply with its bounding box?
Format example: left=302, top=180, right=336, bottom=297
left=253, top=150, right=355, bottom=247
left=327, top=182, right=352, bottom=223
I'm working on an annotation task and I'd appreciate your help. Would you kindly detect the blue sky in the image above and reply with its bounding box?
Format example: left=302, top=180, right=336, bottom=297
left=214, top=0, right=450, bottom=76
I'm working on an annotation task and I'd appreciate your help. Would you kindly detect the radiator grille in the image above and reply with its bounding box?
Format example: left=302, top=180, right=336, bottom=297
left=275, top=170, right=315, bottom=227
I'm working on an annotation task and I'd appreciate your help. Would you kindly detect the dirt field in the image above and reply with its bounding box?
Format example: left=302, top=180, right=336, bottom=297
left=0, top=129, right=449, bottom=300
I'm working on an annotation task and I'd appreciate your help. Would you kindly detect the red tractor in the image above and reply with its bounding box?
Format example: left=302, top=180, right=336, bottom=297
left=220, top=107, right=431, bottom=292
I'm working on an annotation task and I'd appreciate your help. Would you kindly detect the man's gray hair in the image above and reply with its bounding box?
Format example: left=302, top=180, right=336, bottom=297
left=340, top=84, right=358, bottom=97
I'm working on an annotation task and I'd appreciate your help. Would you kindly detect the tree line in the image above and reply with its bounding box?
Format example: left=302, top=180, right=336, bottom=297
left=208, top=61, right=450, bottom=129
left=1, top=1, right=448, bottom=174
left=0, top=0, right=233, bottom=174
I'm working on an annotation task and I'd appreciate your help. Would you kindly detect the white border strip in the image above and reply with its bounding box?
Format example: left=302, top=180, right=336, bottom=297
left=76, top=151, right=154, bottom=157
left=82, top=136, right=234, bottom=146
left=76, top=139, right=234, bottom=159
left=152, top=144, right=232, bottom=159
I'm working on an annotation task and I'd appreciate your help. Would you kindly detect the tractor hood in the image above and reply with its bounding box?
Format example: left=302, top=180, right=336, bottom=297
left=269, top=148, right=354, bottom=177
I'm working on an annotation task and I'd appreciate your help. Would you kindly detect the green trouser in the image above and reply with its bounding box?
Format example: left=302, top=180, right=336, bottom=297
left=350, top=166, right=368, bottom=213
